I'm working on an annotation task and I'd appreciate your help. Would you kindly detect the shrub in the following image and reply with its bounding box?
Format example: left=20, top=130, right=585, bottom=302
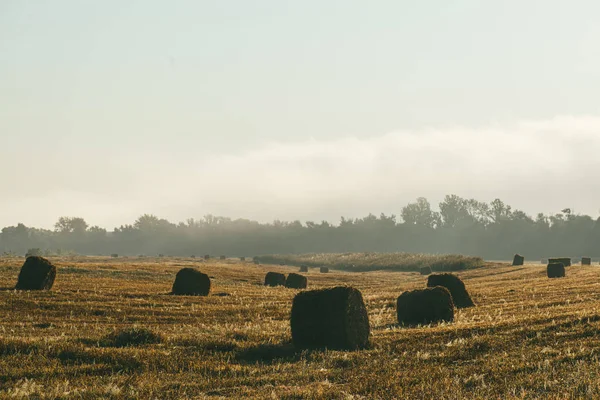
left=172, top=268, right=211, bottom=296
left=420, top=266, right=432, bottom=275
left=397, top=286, right=454, bottom=326
left=111, top=253, right=119, bottom=258
left=299, top=265, right=309, bottom=272
left=290, top=286, right=370, bottom=350
left=427, top=273, right=474, bottom=308
left=220, top=255, right=226, bottom=260
left=15, top=256, right=57, bottom=290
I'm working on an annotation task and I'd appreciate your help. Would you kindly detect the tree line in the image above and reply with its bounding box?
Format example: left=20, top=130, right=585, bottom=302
left=1, top=195, right=598, bottom=260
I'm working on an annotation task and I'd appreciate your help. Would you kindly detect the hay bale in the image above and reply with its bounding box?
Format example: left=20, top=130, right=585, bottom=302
left=172, top=268, right=211, bottom=296
left=320, top=267, right=329, bottom=273
left=548, top=257, right=571, bottom=267
left=582, top=257, right=592, bottom=265
left=264, top=272, right=286, bottom=287
left=204, top=254, right=210, bottom=260
left=396, top=286, right=454, bottom=326
left=512, top=254, right=524, bottom=266
left=547, top=262, right=565, bottom=278
left=15, top=256, right=57, bottom=290
left=110, top=253, right=119, bottom=258
left=426, top=273, right=474, bottom=308
left=299, top=265, right=309, bottom=272
left=290, top=286, right=370, bottom=350
left=420, top=266, right=432, bottom=275
left=285, top=273, right=307, bottom=289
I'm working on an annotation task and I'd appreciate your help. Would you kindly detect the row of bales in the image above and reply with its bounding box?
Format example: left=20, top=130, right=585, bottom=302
left=511, top=254, right=591, bottom=279
left=14, top=255, right=479, bottom=350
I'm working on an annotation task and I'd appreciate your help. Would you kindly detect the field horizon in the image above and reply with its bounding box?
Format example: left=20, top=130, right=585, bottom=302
left=1, top=254, right=600, bottom=398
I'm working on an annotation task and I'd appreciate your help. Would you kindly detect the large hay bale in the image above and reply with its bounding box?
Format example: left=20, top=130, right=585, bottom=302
left=512, top=254, right=524, bottom=266
left=426, top=273, right=474, bottom=308
left=172, top=268, right=211, bottom=295
left=285, top=273, right=308, bottom=289
left=264, top=272, right=286, bottom=287
left=547, top=262, right=565, bottom=278
left=290, top=286, right=370, bottom=350
left=299, top=265, right=309, bottom=272
left=548, top=257, right=571, bottom=267
left=420, top=266, right=432, bottom=275
left=320, top=267, right=329, bottom=273
left=396, top=286, right=454, bottom=326
left=582, top=257, right=592, bottom=265
left=15, top=256, right=57, bottom=290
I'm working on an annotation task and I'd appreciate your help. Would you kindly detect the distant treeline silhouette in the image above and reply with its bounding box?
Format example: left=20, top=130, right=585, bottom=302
left=1, top=195, right=598, bottom=260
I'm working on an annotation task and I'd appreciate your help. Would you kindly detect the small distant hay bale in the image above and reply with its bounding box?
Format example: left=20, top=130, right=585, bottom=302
left=512, top=254, right=524, bottom=266
left=15, top=256, right=57, bottom=290
left=427, top=273, right=474, bottom=308
left=420, top=266, right=432, bottom=275
left=291, top=286, right=370, bottom=350
left=220, top=255, right=226, bottom=260
left=172, top=268, right=211, bottom=296
left=299, top=265, right=309, bottom=272
left=240, top=256, right=246, bottom=261
left=582, top=257, right=592, bottom=265
left=110, top=253, right=119, bottom=258
left=285, top=273, right=307, bottom=289
left=548, top=257, right=571, bottom=267
left=204, top=254, right=210, bottom=260
left=190, top=255, right=196, bottom=258
left=547, top=262, right=566, bottom=278
left=320, top=267, right=329, bottom=273
left=396, top=286, right=454, bottom=326
left=264, top=272, right=286, bottom=287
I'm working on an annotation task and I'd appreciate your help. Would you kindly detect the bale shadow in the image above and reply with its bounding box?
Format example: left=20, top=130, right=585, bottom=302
left=234, top=342, right=303, bottom=365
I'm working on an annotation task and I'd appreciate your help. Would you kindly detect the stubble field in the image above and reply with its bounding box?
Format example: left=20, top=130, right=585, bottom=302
left=1, top=256, right=600, bottom=399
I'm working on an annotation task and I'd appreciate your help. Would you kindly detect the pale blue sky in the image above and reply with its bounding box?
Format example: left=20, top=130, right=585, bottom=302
left=2, top=1, right=600, bottom=228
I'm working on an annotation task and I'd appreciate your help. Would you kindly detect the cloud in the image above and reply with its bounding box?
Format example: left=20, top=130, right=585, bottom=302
left=2, top=115, right=600, bottom=229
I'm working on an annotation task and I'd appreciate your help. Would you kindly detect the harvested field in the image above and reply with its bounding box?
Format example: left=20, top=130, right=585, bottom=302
left=1, top=256, right=600, bottom=398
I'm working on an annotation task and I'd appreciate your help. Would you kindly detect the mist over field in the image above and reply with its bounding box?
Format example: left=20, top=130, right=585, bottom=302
left=1, top=115, right=600, bottom=229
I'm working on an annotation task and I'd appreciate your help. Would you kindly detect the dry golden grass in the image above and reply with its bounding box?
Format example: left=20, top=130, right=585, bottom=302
left=1, top=257, right=600, bottom=398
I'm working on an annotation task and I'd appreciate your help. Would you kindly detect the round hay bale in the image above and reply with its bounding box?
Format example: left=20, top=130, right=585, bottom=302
left=426, top=273, right=474, bottom=308
left=547, top=262, right=565, bottom=278
left=172, top=268, right=211, bottom=295
left=285, top=273, right=307, bottom=289
left=15, top=256, right=57, bottom=290
left=299, top=265, right=309, bottom=272
left=582, top=257, right=592, bottom=265
left=420, top=266, right=432, bottom=275
left=548, top=257, right=571, bottom=267
left=396, top=286, right=454, bottom=326
left=320, top=267, right=329, bottom=273
left=264, top=272, right=286, bottom=287
left=512, top=254, right=524, bottom=266
left=290, top=286, right=370, bottom=350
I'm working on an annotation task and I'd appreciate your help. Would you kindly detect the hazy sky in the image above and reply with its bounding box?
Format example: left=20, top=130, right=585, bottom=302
left=2, top=1, right=600, bottom=229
